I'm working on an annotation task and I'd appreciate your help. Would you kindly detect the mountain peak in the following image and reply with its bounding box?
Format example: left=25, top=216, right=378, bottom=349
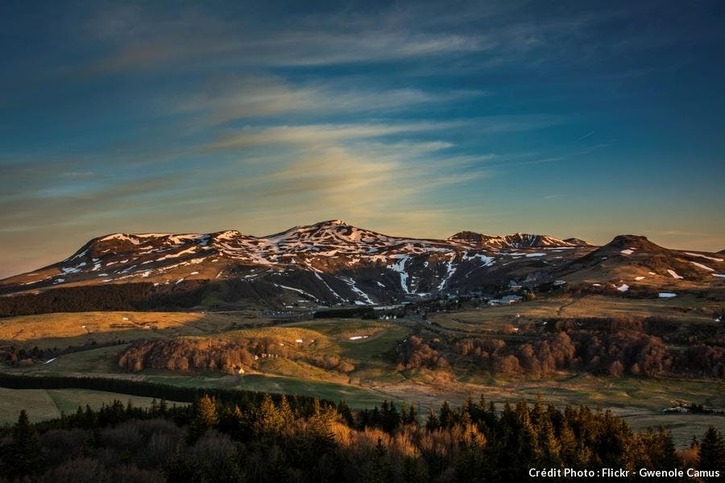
left=448, top=231, right=575, bottom=249
left=571, top=234, right=671, bottom=266
left=318, top=219, right=348, bottom=226
left=564, top=237, right=590, bottom=246
left=447, top=231, right=490, bottom=242
left=605, top=234, right=665, bottom=253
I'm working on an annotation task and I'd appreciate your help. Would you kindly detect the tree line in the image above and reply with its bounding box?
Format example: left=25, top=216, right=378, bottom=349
left=113, top=319, right=724, bottom=380
left=1, top=391, right=723, bottom=482
left=401, top=325, right=724, bottom=378
left=118, top=335, right=358, bottom=376
left=0, top=282, right=208, bottom=316
left=0, top=374, right=327, bottom=413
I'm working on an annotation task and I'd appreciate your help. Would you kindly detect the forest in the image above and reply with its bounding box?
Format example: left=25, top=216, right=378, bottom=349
left=114, top=316, right=725, bottom=380
left=1, top=388, right=723, bottom=482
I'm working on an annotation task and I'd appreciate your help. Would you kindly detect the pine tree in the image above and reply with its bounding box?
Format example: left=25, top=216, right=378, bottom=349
left=455, top=430, right=487, bottom=483
left=463, top=395, right=477, bottom=422
left=698, top=426, right=725, bottom=471
left=83, top=404, right=96, bottom=428
left=380, top=400, right=401, bottom=433
left=536, top=415, right=561, bottom=467
left=406, top=403, right=418, bottom=426
left=159, top=398, right=168, bottom=415
left=596, top=410, right=632, bottom=467
left=197, top=394, right=219, bottom=428
left=337, top=399, right=355, bottom=426
left=558, top=423, right=580, bottom=467
left=150, top=398, right=159, bottom=416
left=278, top=395, right=295, bottom=431
left=366, top=437, right=392, bottom=483
left=188, top=394, right=219, bottom=443
left=438, top=401, right=454, bottom=428
left=6, top=410, right=43, bottom=478
left=650, top=427, right=679, bottom=469
left=255, top=393, right=284, bottom=436
left=311, top=397, right=322, bottom=417
left=513, top=399, right=538, bottom=471
left=426, top=408, right=440, bottom=431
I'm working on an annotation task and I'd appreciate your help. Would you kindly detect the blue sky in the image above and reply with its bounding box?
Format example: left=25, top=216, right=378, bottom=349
left=1, top=0, right=724, bottom=278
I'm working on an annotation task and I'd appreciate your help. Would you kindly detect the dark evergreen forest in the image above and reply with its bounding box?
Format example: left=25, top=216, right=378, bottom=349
left=0, top=378, right=723, bottom=482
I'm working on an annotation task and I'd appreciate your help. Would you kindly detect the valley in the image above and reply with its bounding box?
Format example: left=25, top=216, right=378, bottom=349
left=2, top=292, right=723, bottom=448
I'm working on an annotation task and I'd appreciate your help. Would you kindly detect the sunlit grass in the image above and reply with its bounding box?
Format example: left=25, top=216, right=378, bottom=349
left=0, top=387, right=183, bottom=424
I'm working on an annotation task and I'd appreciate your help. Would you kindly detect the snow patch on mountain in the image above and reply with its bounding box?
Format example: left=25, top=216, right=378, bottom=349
left=340, top=276, right=374, bottom=305
left=387, top=255, right=411, bottom=294
left=314, top=272, right=343, bottom=300
left=61, top=262, right=87, bottom=275
left=274, top=283, right=320, bottom=302
left=463, top=253, right=494, bottom=266
left=99, top=234, right=142, bottom=245
left=690, top=261, right=715, bottom=272
left=685, top=252, right=723, bottom=262
left=69, top=249, right=89, bottom=261
left=667, top=269, right=683, bottom=279
left=156, top=247, right=202, bottom=262
left=437, top=259, right=457, bottom=291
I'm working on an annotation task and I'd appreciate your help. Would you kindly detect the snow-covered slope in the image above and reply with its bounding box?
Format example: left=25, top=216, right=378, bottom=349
left=448, top=231, right=582, bottom=249
left=4, top=220, right=489, bottom=291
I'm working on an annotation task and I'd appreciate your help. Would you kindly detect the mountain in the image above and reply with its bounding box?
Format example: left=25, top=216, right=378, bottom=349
left=557, top=234, right=725, bottom=289
left=447, top=231, right=582, bottom=249
left=563, top=237, right=591, bottom=246
left=0, top=221, right=721, bottom=315
left=574, top=234, right=671, bottom=260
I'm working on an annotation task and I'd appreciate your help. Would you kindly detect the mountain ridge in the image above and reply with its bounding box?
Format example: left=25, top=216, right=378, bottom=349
left=447, top=230, right=583, bottom=249
left=1, top=220, right=722, bottom=315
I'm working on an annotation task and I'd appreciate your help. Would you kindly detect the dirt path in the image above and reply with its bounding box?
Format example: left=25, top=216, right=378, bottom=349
left=556, top=298, right=578, bottom=317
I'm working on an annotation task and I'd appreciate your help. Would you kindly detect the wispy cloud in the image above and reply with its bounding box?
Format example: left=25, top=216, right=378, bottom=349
left=0, top=173, right=183, bottom=233
left=79, top=3, right=493, bottom=77
left=76, top=0, right=620, bottom=80
left=171, top=73, right=487, bottom=126
left=199, top=121, right=463, bottom=152
left=576, top=130, right=597, bottom=141
left=2, top=0, right=723, bottom=279
left=186, top=124, right=493, bottom=232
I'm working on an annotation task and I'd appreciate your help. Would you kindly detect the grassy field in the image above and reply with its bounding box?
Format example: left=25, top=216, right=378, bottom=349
left=0, top=310, right=270, bottom=349
left=8, top=345, right=131, bottom=376
left=430, top=294, right=719, bottom=334
left=3, top=367, right=721, bottom=446
left=2, top=297, right=724, bottom=447
left=0, top=387, right=185, bottom=424
left=142, top=372, right=388, bottom=408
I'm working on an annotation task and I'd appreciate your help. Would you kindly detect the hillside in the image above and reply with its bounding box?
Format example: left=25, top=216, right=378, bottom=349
left=557, top=235, right=725, bottom=295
